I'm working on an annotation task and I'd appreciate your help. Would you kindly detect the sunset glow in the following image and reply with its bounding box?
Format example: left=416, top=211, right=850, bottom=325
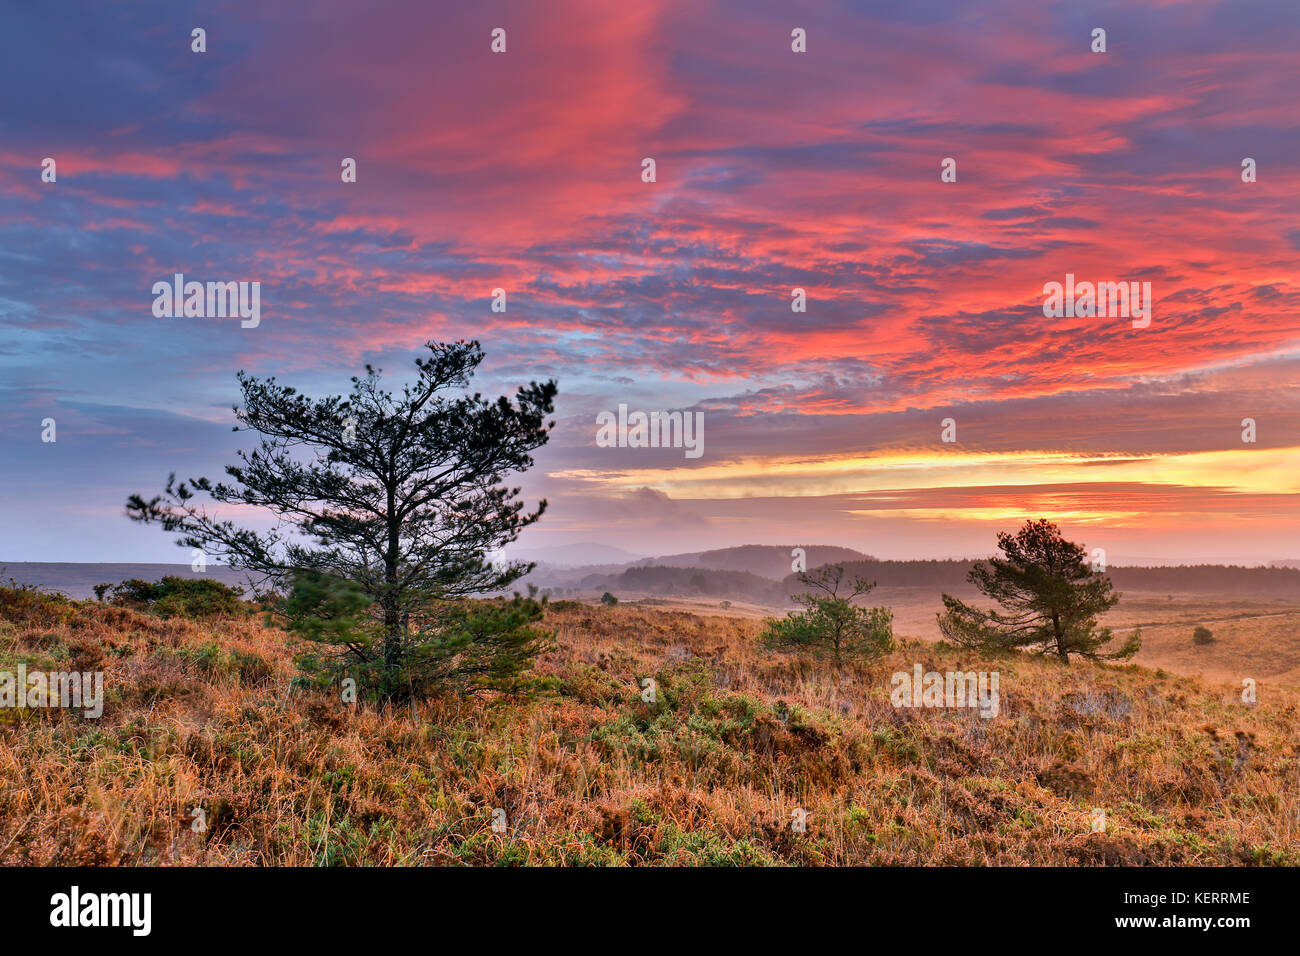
left=2, top=0, right=1298, bottom=563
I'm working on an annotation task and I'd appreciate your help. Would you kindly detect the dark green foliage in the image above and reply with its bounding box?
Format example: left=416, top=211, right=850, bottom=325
left=104, top=576, right=247, bottom=619
left=281, top=571, right=382, bottom=691
left=412, top=590, right=554, bottom=694
left=601, top=592, right=619, bottom=606
left=283, top=571, right=552, bottom=696
left=126, top=341, right=558, bottom=700
left=760, top=564, right=893, bottom=672
left=1192, top=625, right=1214, bottom=645
left=938, top=518, right=1138, bottom=662
left=282, top=571, right=376, bottom=649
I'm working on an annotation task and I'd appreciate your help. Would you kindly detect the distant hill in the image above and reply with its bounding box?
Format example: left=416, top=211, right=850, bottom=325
left=781, top=559, right=971, bottom=592
left=1109, top=564, right=1300, bottom=596
left=504, top=542, right=645, bottom=568
left=564, top=557, right=1300, bottom=607
left=638, top=545, right=872, bottom=580
left=544, top=546, right=874, bottom=605
left=15, top=553, right=1300, bottom=607
left=574, top=565, right=789, bottom=604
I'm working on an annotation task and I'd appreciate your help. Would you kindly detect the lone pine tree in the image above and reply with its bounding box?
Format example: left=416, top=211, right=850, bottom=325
left=127, top=340, right=557, bottom=699
left=761, top=564, right=893, bottom=672
left=938, top=518, right=1138, bottom=662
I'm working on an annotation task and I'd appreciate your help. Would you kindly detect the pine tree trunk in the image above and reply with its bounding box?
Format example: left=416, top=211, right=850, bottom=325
left=382, top=498, right=402, bottom=694
left=383, top=603, right=402, bottom=668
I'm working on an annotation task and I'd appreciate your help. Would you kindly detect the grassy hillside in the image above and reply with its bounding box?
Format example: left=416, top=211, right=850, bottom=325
left=577, top=564, right=789, bottom=604
left=0, top=585, right=1296, bottom=866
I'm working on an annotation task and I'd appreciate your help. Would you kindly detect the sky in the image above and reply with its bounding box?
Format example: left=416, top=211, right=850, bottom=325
left=1, top=0, right=1298, bottom=565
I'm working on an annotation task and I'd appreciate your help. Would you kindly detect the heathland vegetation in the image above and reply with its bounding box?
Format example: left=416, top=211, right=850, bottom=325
left=1, top=581, right=1295, bottom=865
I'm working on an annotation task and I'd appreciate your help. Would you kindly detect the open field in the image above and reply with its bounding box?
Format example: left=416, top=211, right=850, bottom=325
left=626, top=587, right=1300, bottom=689
left=9, top=563, right=1300, bottom=690
left=877, top=587, right=1300, bottom=689
left=1, top=585, right=1297, bottom=866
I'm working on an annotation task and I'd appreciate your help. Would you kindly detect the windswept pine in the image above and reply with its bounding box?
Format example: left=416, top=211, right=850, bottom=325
left=938, top=519, right=1139, bottom=662
left=126, top=341, right=558, bottom=700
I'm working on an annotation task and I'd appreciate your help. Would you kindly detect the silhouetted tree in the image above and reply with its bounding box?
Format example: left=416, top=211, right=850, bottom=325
left=127, top=340, right=557, bottom=699
left=938, top=519, right=1138, bottom=662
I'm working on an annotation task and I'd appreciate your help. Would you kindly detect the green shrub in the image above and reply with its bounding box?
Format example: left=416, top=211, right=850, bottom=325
left=1192, top=625, right=1214, bottom=645
left=105, top=576, right=246, bottom=619
left=761, top=565, right=892, bottom=672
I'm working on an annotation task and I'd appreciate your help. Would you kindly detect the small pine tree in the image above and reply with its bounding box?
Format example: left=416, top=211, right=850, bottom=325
left=600, top=592, right=618, bottom=606
left=938, top=519, right=1138, bottom=662
left=760, top=565, right=893, bottom=672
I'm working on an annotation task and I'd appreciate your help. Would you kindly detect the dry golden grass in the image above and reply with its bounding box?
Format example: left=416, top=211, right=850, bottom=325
left=1104, top=593, right=1300, bottom=686
left=839, top=586, right=1300, bottom=686
left=1, top=586, right=1297, bottom=866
